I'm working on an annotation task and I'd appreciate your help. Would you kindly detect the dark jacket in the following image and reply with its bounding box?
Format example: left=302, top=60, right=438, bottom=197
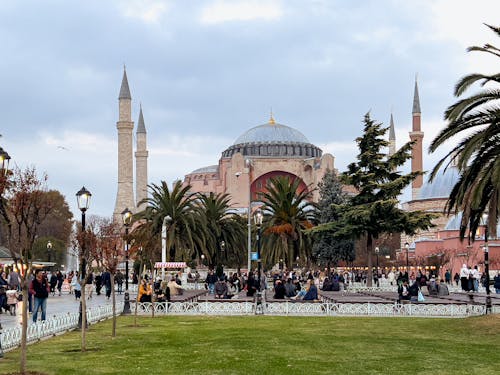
left=303, top=285, right=318, bottom=300
left=273, top=282, right=286, bottom=299
left=494, top=275, right=500, bottom=289
left=30, top=277, right=50, bottom=299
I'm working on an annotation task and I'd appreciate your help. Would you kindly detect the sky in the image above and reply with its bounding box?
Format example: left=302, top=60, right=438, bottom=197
left=1, top=0, right=498, bottom=218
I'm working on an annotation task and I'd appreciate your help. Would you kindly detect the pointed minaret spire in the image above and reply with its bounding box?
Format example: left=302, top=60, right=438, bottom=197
left=410, top=75, right=424, bottom=200
left=388, top=112, right=396, bottom=156
left=119, top=66, right=131, bottom=100
left=135, top=104, right=148, bottom=208
left=137, top=103, right=146, bottom=134
left=412, top=75, right=421, bottom=114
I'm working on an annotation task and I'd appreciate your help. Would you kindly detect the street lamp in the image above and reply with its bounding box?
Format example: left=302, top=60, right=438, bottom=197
left=47, top=240, right=53, bottom=264
left=404, top=242, right=410, bottom=272
left=253, top=209, right=263, bottom=293
left=375, top=246, right=380, bottom=286
left=161, top=215, right=172, bottom=280
left=481, top=213, right=492, bottom=314
left=220, top=240, right=225, bottom=267
left=236, top=159, right=253, bottom=273
left=122, top=207, right=132, bottom=314
left=0, top=147, right=11, bottom=175
left=76, top=186, right=91, bottom=329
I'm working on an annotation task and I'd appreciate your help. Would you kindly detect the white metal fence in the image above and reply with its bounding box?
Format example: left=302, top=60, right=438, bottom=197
left=0, top=302, right=123, bottom=353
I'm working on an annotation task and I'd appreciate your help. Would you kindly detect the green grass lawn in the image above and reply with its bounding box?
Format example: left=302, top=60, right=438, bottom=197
left=0, top=314, right=499, bottom=375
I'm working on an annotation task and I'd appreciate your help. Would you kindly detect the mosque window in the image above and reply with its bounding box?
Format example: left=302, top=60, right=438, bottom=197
left=257, top=181, right=262, bottom=189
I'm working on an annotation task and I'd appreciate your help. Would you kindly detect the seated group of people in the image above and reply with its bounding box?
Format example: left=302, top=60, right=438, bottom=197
left=273, top=278, right=319, bottom=301
left=398, top=276, right=449, bottom=302
left=137, top=276, right=184, bottom=303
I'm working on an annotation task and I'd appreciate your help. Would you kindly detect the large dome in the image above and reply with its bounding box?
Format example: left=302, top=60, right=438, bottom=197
left=419, top=166, right=460, bottom=200
left=233, top=122, right=310, bottom=144
left=222, top=118, right=322, bottom=159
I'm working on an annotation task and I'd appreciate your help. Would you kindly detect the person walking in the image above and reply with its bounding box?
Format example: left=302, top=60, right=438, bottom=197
left=85, top=272, right=94, bottom=299
left=459, top=264, right=469, bottom=291
left=71, top=273, right=81, bottom=300
left=115, top=270, right=124, bottom=294
left=7, top=269, right=21, bottom=291
left=494, top=272, right=500, bottom=294
left=102, top=270, right=112, bottom=299
left=29, top=269, right=50, bottom=323
left=56, top=270, right=64, bottom=296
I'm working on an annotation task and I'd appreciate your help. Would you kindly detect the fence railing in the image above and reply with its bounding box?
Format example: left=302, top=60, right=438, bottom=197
left=0, top=302, right=124, bottom=353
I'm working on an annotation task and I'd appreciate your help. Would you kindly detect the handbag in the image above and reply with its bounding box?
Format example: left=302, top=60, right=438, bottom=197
left=417, top=290, right=425, bottom=302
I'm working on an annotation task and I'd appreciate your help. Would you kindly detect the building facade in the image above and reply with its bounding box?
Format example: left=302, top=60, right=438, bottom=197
left=182, top=114, right=335, bottom=212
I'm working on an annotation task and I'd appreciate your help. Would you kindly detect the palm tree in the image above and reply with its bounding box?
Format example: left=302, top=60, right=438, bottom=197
left=429, top=24, right=500, bottom=238
left=258, top=175, right=316, bottom=269
left=135, top=180, right=205, bottom=262
left=196, top=192, right=246, bottom=268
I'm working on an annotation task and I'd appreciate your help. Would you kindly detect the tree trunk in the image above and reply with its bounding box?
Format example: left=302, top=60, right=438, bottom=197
left=134, top=259, right=144, bottom=327
left=20, top=283, right=28, bottom=374
left=111, top=274, right=116, bottom=337
left=366, top=235, right=373, bottom=287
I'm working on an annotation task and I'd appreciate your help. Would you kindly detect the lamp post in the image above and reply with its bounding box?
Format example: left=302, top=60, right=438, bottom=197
left=121, top=207, right=132, bottom=314
left=47, top=241, right=53, bottom=263
left=0, top=146, right=11, bottom=175
left=404, top=242, right=410, bottom=272
left=481, top=214, right=492, bottom=314
left=161, top=215, right=172, bottom=280
left=76, top=186, right=91, bottom=329
left=254, top=209, right=263, bottom=292
left=220, top=240, right=225, bottom=268
left=375, top=246, right=380, bottom=287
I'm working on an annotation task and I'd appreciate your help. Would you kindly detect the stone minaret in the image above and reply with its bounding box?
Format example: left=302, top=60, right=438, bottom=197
left=388, top=112, right=396, bottom=157
left=409, top=78, right=424, bottom=200
left=114, top=68, right=136, bottom=222
left=135, top=104, right=148, bottom=208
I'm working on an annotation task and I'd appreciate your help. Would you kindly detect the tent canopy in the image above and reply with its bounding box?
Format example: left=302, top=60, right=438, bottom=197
left=154, top=262, right=187, bottom=269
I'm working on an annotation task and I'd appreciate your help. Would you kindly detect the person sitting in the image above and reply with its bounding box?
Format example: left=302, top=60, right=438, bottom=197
left=398, top=280, right=411, bottom=302
left=428, top=276, right=438, bottom=296
left=138, top=279, right=152, bottom=303
left=273, top=279, right=286, bottom=299
left=303, top=279, right=319, bottom=301
left=408, top=281, right=420, bottom=302
left=167, top=276, right=184, bottom=297
left=331, top=279, right=340, bottom=292
left=284, top=278, right=296, bottom=298
left=214, top=278, right=228, bottom=299
left=437, top=279, right=449, bottom=296
left=156, top=280, right=171, bottom=302
left=321, top=277, right=332, bottom=291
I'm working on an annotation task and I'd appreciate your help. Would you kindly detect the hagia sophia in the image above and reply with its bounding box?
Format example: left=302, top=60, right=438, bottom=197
left=113, top=69, right=498, bottom=277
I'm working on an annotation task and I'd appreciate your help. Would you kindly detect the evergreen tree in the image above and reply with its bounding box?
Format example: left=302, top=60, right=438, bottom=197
left=312, top=170, right=355, bottom=267
left=312, top=113, right=435, bottom=286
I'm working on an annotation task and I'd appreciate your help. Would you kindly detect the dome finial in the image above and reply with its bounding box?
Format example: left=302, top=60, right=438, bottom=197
left=269, top=108, right=275, bottom=125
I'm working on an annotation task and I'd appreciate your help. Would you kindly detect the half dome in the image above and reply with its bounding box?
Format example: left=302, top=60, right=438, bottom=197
left=419, top=166, right=460, bottom=200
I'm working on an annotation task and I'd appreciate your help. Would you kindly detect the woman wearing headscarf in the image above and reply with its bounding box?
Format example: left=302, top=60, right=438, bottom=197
left=459, top=264, right=469, bottom=291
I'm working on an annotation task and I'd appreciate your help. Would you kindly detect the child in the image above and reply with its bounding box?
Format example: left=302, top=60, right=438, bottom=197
left=6, top=287, right=19, bottom=316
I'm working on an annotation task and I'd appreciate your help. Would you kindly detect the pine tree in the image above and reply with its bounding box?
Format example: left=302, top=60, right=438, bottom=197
left=312, top=113, right=435, bottom=286
left=312, top=170, right=355, bottom=267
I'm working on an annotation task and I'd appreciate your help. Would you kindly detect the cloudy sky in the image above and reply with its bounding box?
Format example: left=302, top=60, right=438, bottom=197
left=1, top=0, right=498, bottom=218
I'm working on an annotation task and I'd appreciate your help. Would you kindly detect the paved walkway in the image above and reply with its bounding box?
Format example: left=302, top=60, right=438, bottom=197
left=0, top=291, right=126, bottom=331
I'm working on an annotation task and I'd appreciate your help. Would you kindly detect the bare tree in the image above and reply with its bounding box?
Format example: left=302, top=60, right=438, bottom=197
left=0, top=166, right=53, bottom=373
left=96, top=217, right=122, bottom=337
